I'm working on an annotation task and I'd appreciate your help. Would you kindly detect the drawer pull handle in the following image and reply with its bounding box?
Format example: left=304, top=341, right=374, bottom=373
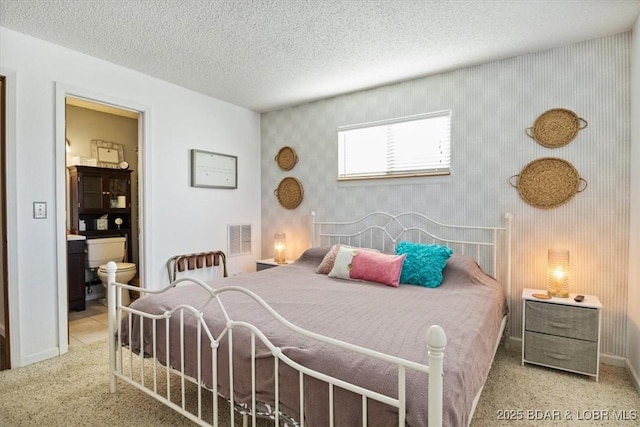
left=547, top=321, right=572, bottom=329
left=544, top=351, right=571, bottom=361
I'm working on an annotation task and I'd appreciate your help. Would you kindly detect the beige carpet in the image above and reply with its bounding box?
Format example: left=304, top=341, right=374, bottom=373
left=471, top=346, right=639, bottom=426
left=0, top=341, right=637, bottom=426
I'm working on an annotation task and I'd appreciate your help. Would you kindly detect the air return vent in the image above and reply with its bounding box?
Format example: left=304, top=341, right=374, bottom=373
left=228, top=224, right=252, bottom=256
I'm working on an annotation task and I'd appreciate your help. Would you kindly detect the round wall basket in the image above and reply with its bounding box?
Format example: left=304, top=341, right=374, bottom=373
left=526, top=108, right=587, bottom=148
left=510, top=157, right=587, bottom=209
left=275, top=146, right=298, bottom=171
left=274, top=177, right=304, bottom=209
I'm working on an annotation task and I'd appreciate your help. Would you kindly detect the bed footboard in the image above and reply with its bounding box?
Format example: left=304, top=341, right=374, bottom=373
left=106, top=262, right=447, bottom=427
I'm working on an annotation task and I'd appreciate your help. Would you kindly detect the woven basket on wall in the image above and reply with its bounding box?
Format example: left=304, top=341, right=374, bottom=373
left=526, top=108, right=588, bottom=148
left=275, top=146, right=299, bottom=170
left=274, top=177, right=304, bottom=209
left=510, top=157, right=587, bottom=209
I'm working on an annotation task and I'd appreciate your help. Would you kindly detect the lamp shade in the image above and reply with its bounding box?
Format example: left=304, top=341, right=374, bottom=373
left=274, top=233, right=286, bottom=264
left=546, top=249, right=570, bottom=298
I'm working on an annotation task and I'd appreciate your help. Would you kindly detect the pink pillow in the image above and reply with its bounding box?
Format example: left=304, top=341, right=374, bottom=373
left=349, top=250, right=406, bottom=287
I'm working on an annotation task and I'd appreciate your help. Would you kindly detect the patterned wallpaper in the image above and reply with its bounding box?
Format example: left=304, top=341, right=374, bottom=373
left=261, top=33, right=630, bottom=357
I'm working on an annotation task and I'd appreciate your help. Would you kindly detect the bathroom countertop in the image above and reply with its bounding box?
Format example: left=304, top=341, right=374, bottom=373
left=67, top=234, right=87, bottom=241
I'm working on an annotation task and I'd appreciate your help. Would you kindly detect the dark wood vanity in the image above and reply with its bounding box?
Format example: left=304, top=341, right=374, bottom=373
left=67, top=238, right=86, bottom=311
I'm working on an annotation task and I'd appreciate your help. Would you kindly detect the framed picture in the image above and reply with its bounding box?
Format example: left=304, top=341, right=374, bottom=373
left=191, top=149, right=237, bottom=189
left=91, top=140, right=124, bottom=168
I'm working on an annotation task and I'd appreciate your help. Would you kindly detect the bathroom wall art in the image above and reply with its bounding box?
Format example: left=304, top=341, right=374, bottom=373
left=91, top=139, right=124, bottom=168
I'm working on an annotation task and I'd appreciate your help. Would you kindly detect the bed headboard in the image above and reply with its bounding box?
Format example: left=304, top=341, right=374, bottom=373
left=310, top=211, right=513, bottom=297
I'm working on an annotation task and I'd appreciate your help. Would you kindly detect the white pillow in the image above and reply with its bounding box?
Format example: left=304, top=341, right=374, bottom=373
left=327, top=246, right=358, bottom=279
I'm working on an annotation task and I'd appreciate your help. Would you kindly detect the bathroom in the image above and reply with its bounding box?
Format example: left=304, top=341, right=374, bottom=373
left=65, top=97, right=140, bottom=307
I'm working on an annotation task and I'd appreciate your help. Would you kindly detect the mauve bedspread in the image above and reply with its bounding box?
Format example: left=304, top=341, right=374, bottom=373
left=121, top=248, right=508, bottom=427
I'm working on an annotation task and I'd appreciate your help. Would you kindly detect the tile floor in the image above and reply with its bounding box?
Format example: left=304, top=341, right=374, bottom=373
left=68, top=300, right=108, bottom=347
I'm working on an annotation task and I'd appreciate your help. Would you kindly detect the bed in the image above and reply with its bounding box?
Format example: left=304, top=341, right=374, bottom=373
left=108, top=211, right=513, bottom=427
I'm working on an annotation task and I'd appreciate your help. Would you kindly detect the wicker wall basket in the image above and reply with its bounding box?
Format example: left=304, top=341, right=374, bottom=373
left=274, top=177, right=304, bottom=209
left=526, top=108, right=588, bottom=148
left=275, top=146, right=299, bottom=170
left=510, top=157, right=587, bottom=209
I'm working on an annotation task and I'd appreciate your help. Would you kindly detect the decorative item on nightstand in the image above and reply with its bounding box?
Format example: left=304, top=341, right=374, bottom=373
left=546, top=249, right=570, bottom=297
left=274, top=233, right=286, bottom=264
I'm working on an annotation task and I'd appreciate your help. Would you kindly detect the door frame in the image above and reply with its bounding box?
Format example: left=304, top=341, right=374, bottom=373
left=1, top=74, right=10, bottom=369
left=1, top=69, right=17, bottom=368
left=54, top=83, right=151, bottom=354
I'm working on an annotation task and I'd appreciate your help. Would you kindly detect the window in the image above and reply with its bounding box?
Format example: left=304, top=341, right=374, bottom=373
left=337, top=111, right=451, bottom=180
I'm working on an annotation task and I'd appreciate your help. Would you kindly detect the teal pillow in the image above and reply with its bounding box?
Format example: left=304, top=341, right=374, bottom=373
left=395, top=241, right=453, bottom=287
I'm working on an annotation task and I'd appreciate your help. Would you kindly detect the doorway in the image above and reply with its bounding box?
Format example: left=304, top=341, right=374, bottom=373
left=55, top=84, right=148, bottom=355
left=1, top=75, right=10, bottom=370
left=65, top=97, right=140, bottom=312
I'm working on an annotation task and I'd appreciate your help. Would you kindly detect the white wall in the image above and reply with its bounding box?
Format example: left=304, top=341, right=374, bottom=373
left=627, top=15, right=640, bottom=391
left=0, top=27, right=261, bottom=367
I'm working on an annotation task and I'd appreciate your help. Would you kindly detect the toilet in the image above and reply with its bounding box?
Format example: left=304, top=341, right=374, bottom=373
left=85, top=237, right=136, bottom=306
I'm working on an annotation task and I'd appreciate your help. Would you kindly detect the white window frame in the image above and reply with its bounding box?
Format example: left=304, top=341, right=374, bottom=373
left=337, top=111, right=451, bottom=181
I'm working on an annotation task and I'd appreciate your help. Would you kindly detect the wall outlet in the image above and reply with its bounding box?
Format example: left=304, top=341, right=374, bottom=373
left=33, top=201, right=47, bottom=219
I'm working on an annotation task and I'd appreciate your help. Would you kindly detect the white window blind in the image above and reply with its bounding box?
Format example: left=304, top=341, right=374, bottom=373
left=337, top=111, right=451, bottom=180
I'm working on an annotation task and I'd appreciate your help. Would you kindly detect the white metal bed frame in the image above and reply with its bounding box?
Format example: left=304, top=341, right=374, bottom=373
left=107, top=211, right=512, bottom=427
left=311, top=211, right=512, bottom=288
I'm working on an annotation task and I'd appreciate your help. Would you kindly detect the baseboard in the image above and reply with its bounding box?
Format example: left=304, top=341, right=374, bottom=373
left=600, top=353, right=626, bottom=367
left=626, top=359, right=640, bottom=394
left=17, top=346, right=60, bottom=368
left=507, top=336, right=521, bottom=352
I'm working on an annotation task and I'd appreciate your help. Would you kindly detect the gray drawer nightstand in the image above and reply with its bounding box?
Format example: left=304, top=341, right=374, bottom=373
left=256, top=259, right=293, bottom=271
left=522, top=288, right=602, bottom=381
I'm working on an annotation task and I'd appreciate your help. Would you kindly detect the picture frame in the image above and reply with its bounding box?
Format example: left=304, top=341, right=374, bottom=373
left=91, top=140, right=124, bottom=168
left=191, top=149, right=238, bottom=189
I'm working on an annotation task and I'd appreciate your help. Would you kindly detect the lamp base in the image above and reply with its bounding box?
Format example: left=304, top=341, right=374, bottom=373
left=547, top=290, right=569, bottom=298
left=274, top=258, right=286, bottom=264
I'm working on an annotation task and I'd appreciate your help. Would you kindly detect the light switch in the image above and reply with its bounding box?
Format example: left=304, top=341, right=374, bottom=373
left=33, top=201, right=47, bottom=219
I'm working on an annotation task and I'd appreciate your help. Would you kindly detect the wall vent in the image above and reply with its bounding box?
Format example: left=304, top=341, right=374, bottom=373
left=228, top=224, right=252, bottom=256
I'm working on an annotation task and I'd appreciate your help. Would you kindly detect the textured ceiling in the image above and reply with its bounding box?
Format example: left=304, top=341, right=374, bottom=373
left=1, top=0, right=639, bottom=112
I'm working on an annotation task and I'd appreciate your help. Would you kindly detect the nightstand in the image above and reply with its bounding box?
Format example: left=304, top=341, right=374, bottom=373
left=521, top=288, right=602, bottom=381
left=256, top=259, right=293, bottom=271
